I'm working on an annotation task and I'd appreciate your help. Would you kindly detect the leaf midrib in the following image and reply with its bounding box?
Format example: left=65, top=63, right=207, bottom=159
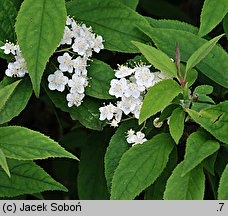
left=0, top=167, right=63, bottom=192
left=0, top=81, right=20, bottom=113
left=0, top=142, right=71, bottom=158
left=34, top=0, right=46, bottom=89
left=112, top=140, right=171, bottom=199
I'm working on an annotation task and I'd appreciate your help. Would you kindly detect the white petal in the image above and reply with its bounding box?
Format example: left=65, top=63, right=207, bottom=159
left=59, top=64, right=68, bottom=72
left=48, top=83, right=56, bottom=90
left=57, top=84, right=65, bottom=92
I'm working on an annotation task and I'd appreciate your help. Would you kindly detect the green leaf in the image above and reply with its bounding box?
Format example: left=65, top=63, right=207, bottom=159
left=203, top=152, right=218, bottom=175
left=0, top=0, right=17, bottom=42
left=187, top=101, right=228, bottom=144
left=158, top=104, right=179, bottom=122
left=105, top=120, right=139, bottom=192
left=186, top=35, right=224, bottom=73
left=218, top=164, right=228, bottom=199
left=0, top=126, right=77, bottom=160
left=44, top=83, right=105, bottom=131
left=146, top=17, right=198, bottom=34
left=0, top=149, right=10, bottom=177
left=78, top=131, right=109, bottom=199
left=86, top=60, right=115, bottom=99
left=0, top=77, right=16, bottom=89
left=139, top=27, right=228, bottom=88
left=193, top=85, right=214, bottom=104
left=215, top=145, right=228, bottom=176
left=223, top=14, right=228, bottom=38
left=164, top=162, right=205, bottom=200
left=194, top=85, right=213, bottom=95
left=0, top=77, right=32, bottom=124
left=73, top=98, right=106, bottom=131
left=67, top=0, right=151, bottom=53
left=31, top=193, right=44, bottom=200
left=199, top=0, right=228, bottom=37
left=60, top=129, right=88, bottom=150
left=0, top=159, right=67, bottom=197
left=111, top=133, right=174, bottom=200
left=191, top=102, right=212, bottom=112
left=0, top=80, right=21, bottom=115
left=169, top=107, right=185, bottom=144
left=139, top=79, right=182, bottom=124
left=144, top=147, right=177, bottom=200
left=182, top=131, right=220, bottom=176
left=118, top=0, right=139, bottom=9
left=15, top=0, right=67, bottom=96
left=206, top=172, right=219, bottom=199
left=132, top=41, right=177, bottom=77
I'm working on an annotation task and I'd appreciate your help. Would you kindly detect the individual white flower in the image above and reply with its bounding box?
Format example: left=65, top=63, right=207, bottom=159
left=135, top=65, right=154, bottom=88
left=72, top=37, right=90, bottom=56
left=151, top=72, right=163, bottom=85
left=73, top=56, right=88, bottom=76
left=158, top=71, right=172, bottom=80
left=0, top=42, right=16, bottom=55
left=99, top=103, right=116, bottom=121
left=71, top=21, right=81, bottom=37
left=15, top=60, right=28, bottom=76
left=84, top=32, right=96, bottom=47
left=124, top=82, right=144, bottom=98
left=79, top=24, right=93, bottom=37
left=99, top=104, right=123, bottom=123
left=114, top=107, right=123, bottom=122
left=152, top=71, right=172, bottom=85
left=153, top=117, right=163, bottom=128
left=5, top=63, right=16, bottom=77
left=115, top=65, right=134, bottom=78
left=84, top=48, right=93, bottom=58
left=132, top=131, right=147, bottom=146
left=127, top=129, right=135, bottom=136
left=57, top=52, right=74, bottom=73
left=126, top=130, right=147, bottom=146
left=109, top=78, right=127, bottom=98
left=68, top=74, right=88, bottom=94
left=48, top=70, right=68, bottom=92
left=92, top=35, right=104, bottom=53
left=5, top=62, right=24, bottom=77
left=59, top=26, right=73, bottom=45
left=126, top=129, right=136, bottom=144
left=14, top=44, right=21, bottom=55
left=132, top=103, right=142, bottom=119
left=66, top=16, right=73, bottom=26
left=117, top=96, right=141, bottom=115
left=109, top=119, right=119, bottom=128
left=15, top=54, right=27, bottom=70
left=66, top=92, right=85, bottom=107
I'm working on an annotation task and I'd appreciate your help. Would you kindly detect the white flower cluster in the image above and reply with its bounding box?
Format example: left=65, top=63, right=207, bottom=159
left=126, top=129, right=147, bottom=146
left=48, top=16, right=104, bottom=107
left=0, top=42, right=28, bottom=77
left=99, top=63, right=171, bottom=127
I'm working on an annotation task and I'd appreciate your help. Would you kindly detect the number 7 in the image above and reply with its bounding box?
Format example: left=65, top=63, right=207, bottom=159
left=219, top=203, right=224, bottom=211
